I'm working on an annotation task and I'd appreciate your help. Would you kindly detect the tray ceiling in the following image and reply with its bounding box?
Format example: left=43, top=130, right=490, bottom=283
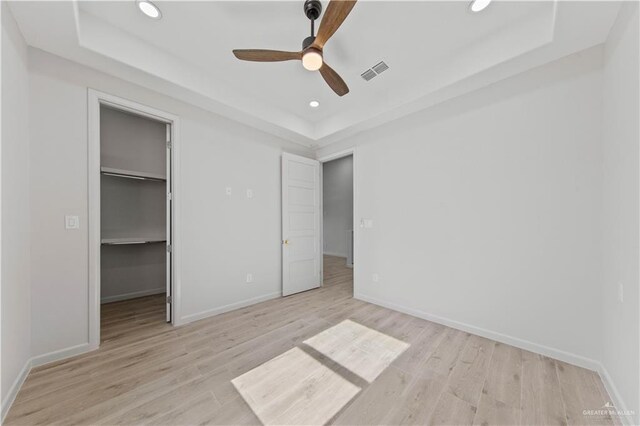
left=8, top=1, right=621, bottom=149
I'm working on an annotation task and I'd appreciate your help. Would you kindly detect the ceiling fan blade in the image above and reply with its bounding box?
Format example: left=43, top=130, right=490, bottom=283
left=232, top=49, right=302, bottom=62
left=319, top=62, right=349, bottom=96
left=313, top=0, right=357, bottom=49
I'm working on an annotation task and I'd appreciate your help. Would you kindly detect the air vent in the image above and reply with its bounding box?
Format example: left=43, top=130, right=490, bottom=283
left=372, top=61, right=389, bottom=74
left=361, top=69, right=377, bottom=81
left=360, top=61, right=390, bottom=82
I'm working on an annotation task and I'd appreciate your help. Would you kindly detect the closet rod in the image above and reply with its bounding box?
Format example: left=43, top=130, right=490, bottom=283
left=101, top=171, right=166, bottom=182
left=101, top=239, right=166, bottom=245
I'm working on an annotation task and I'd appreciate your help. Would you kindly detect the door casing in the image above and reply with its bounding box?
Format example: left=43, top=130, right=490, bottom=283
left=88, top=89, right=182, bottom=350
left=317, top=148, right=357, bottom=295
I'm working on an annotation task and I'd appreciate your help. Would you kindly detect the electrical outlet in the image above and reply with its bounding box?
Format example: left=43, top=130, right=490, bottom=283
left=372, top=273, right=379, bottom=283
left=225, top=187, right=232, bottom=196
left=246, top=273, right=253, bottom=283
left=618, top=282, right=624, bottom=303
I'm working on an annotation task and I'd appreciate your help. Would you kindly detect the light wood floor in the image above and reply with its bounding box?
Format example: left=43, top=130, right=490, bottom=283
left=323, top=254, right=353, bottom=287
left=6, top=255, right=616, bottom=425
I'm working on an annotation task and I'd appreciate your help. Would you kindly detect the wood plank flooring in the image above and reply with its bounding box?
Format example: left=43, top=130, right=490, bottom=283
left=5, top=255, right=616, bottom=425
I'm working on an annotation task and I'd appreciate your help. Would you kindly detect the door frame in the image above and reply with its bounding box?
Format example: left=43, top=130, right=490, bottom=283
left=317, top=148, right=357, bottom=295
left=87, top=89, right=182, bottom=350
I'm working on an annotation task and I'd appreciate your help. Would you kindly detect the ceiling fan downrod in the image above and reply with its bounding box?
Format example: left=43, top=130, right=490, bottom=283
left=302, top=0, right=322, bottom=49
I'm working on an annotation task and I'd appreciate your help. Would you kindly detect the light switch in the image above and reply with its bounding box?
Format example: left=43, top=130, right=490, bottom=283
left=246, top=189, right=254, bottom=199
left=225, top=187, right=232, bottom=196
left=246, top=273, right=253, bottom=283
left=65, top=215, right=80, bottom=230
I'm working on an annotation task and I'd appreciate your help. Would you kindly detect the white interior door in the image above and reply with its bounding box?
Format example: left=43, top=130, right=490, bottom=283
left=282, top=153, right=321, bottom=296
left=165, top=123, right=172, bottom=322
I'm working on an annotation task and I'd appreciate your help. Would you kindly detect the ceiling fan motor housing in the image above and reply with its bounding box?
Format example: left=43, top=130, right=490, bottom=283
left=302, top=36, right=316, bottom=50
left=304, top=0, right=322, bottom=20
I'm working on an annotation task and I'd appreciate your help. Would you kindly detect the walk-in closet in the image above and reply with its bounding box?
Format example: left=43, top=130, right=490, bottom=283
left=99, top=104, right=172, bottom=339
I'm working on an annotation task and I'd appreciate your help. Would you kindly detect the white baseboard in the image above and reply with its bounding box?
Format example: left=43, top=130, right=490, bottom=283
left=354, top=292, right=601, bottom=372
left=355, top=293, right=636, bottom=425
left=1, top=342, right=94, bottom=421
left=30, top=342, right=93, bottom=368
left=1, top=358, right=31, bottom=422
left=4, top=293, right=632, bottom=426
left=358, top=291, right=635, bottom=424
left=597, top=363, right=636, bottom=426
left=101, top=288, right=165, bottom=304
left=179, top=292, right=281, bottom=325
left=3, top=290, right=283, bottom=419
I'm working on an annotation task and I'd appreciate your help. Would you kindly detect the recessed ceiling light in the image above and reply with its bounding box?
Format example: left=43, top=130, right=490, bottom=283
left=469, top=0, right=492, bottom=12
left=137, top=0, right=162, bottom=19
left=309, top=100, right=320, bottom=108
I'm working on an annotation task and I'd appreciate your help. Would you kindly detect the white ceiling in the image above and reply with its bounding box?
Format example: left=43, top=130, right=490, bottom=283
left=8, top=1, right=622, bottom=149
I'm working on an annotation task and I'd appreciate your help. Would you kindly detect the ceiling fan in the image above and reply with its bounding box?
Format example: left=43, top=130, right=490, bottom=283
left=232, top=0, right=357, bottom=97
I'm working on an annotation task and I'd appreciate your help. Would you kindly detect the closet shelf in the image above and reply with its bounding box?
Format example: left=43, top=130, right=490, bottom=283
left=100, top=167, right=166, bottom=182
left=101, top=237, right=166, bottom=245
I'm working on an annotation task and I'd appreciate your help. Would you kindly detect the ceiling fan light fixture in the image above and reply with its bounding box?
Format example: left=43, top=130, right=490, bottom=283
left=302, top=49, right=323, bottom=71
left=232, top=0, right=356, bottom=96
left=309, top=100, right=320, bottom=108
left=137, top=0, right=162, bottom=19
left=469, top=0, right=492, bottom=12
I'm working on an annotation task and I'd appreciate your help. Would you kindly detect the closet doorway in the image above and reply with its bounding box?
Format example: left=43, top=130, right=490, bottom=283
left=319, top=149, right=356, bottom=296
left=88, top=90, right=180, bottom=349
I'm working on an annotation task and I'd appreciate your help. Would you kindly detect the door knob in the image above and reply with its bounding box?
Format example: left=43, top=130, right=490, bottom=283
left=283, top=239, right=290, bottom=245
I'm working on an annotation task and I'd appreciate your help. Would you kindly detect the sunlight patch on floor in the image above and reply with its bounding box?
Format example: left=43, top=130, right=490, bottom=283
left=231, top=347, right=361, bottom=425
left=304, top=319, right=410, bottom=383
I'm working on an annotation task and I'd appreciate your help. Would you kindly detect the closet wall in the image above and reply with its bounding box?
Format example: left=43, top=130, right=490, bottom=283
left=316, top=47, right=604, bottom=364
left=602, top=3, right=640, bottom=421
left=1, top=2, right=31, bottom=412
left=100, top=106, right=168, bottom=303
left=28, top=48, right=312, bottom=360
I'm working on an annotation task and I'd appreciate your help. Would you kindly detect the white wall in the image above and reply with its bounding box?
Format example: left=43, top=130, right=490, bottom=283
left=11, top=7, right=639, bottom=423
left=28, top=48, right=312, bottom=359
left=602, top=3, right=639, bottom=422
left=318, top=47, right=605, bottom=367
left=323, top=156, right=353, bottom=257
left=1, top=2, right=31, bottom=416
